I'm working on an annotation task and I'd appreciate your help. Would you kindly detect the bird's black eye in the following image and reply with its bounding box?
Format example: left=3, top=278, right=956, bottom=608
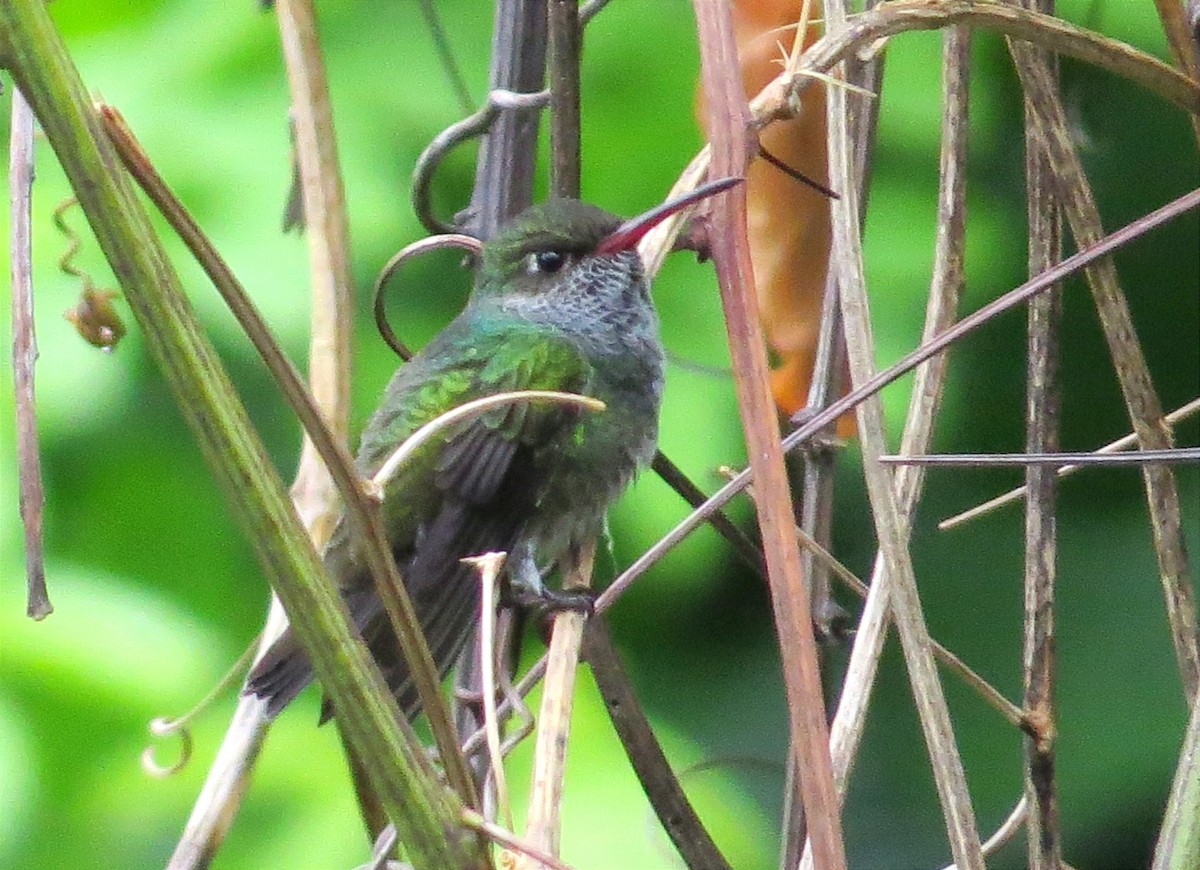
left=526, top=250, right=568, bottom=275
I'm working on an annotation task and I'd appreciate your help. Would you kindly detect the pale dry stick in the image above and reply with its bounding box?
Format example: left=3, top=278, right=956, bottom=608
left=462, top=552, right=515, bottom=832
left=1009, top=36, right=1200, bottom=703
left=168, top=2, right=356, bottom=862
left=693, top=2, right=847, bottom=868
left=802, top=16, right=976, bottom=870
left=824, top=1, right=984, bottom=867
left=514, top=541, right=597, bottom=870
left=9, top=87, right=50, bottom=620
left=787, top=3, right=886, bottom=859
left=940, top=397, right=1200, bottom=529
left=462, top=809, right=576, bottom=870
left=942, top=795, right=1031, bottom=870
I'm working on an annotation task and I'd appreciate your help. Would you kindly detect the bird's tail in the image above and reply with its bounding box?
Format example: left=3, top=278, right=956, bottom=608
left=244, top=629, right=314, bottom=720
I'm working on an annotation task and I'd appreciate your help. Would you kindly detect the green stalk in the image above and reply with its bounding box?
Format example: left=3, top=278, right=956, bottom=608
left=0, top=2, right=483, bottom=866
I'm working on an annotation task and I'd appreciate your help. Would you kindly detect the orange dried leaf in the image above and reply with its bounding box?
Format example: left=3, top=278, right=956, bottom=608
left=701, top=0, right=853, bottom=435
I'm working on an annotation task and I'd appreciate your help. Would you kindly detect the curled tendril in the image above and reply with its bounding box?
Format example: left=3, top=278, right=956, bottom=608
left=411, top=88, right=550, bottom=235
left=372, top=233, right=483, bottom=361
left=139, top=640, right=259, bottom=778
left=53, top=197, right=127, bottom=351
left=141, top=716, right=194, bottom=778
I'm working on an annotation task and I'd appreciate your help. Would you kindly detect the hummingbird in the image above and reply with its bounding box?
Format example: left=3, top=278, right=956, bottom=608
left=246, top=177, right=740, bottom=722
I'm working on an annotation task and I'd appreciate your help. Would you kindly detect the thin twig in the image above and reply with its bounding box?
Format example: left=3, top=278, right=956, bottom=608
left=416, top=0, right=474, bottom=114
left=582, top=618, right=733, bottom=870
left=9, top=86, right=50, bottom=620
left=169, top=0, right=361, bottom=858
left=371, top=391, right=605, bottom=492
left=463, top=553, right=513, bottom=831
left=788, top=0, right=884, bottom=855
left=942, top=795, right=1031, bottom=870
left=462, top=809, right=577, bottom=870
left=1150, top=0, right=1200, bottom=145
left=939, top=397, right=1200, bottom=529
left=883, top=448, right=1200, bottom=466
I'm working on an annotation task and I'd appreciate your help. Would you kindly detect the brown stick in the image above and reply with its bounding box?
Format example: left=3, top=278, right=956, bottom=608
left=692, top=3, right=847, bottom=869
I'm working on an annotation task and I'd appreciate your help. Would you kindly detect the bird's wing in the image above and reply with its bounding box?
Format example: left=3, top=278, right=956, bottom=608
left=346, top=329, right=595, bottom=720
left=247, top=326, right=595, bottom=721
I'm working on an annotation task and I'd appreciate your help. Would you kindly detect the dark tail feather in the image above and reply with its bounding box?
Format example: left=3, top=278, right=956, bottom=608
left=245, top=630, right=315, bottom=720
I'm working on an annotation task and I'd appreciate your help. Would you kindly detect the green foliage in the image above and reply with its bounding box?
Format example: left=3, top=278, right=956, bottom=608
left=1, top=1, right=1196, bottom=867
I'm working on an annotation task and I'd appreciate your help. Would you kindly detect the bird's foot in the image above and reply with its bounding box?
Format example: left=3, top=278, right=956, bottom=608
left=506, top=584, right=596, bottom=618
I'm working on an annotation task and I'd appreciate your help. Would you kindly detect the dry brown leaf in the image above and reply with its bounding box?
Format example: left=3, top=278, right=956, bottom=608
left=699, top=0, right=852, bottom=433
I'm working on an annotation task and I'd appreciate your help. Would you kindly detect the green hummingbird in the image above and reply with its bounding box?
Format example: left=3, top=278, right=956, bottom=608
left=247, top=177, right=739, bottom=721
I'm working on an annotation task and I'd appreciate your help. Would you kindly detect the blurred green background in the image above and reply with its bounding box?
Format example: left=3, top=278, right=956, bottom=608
left=1, top=1, right=1197, bottom=868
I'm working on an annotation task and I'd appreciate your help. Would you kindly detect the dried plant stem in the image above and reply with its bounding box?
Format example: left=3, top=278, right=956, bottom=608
left=1150, top=0, right=1200, bottom=145
left=516, top=541, right=596, bottom=869
left=692, top=3, right=846, bottom=869
left=805, top=26, right=973, bottom=870
left=9, top=86, right=50, bottom=621
left=1016, top=3, right=1063, bottom=862
left=462, top=809, right=576, bottom=870
left=788, top=4, right=886, bottom=858
left=1008, top=36, right=1200, bottom=704
left=275, top=0, right=354, bottom=530
left=823, top=1, right=983, bottom=866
